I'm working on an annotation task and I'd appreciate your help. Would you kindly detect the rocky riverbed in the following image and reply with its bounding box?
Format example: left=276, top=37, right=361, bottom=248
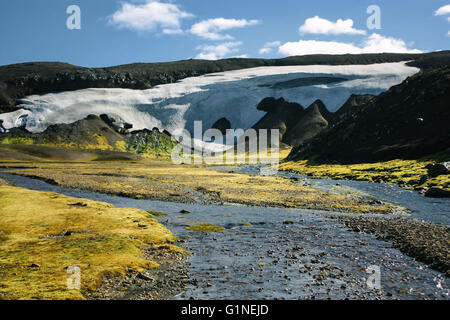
left=0, top=173, right=448, bottom=300
left=336, top=216, right=449, bottom=276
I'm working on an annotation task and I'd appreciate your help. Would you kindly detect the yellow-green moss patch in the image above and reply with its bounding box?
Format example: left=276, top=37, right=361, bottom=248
left=1, top=137, right=34, bottom=145
left=280, top=159, right=450, bottom=191
left=0, top=178, right=13, bottom=186
left=186, top=223, right=225, bottom=233
left=0, top=186, right=178, bottom=300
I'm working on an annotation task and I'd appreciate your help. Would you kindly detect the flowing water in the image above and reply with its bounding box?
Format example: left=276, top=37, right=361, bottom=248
left=0, top=172, right=448, bottom=300
left=214, top=165, right=450, bottom=226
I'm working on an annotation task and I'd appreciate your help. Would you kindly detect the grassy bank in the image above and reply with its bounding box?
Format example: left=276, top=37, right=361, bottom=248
left=1, top=160, right=396, bottom=214
left=0, top=185, right=180, bottom=300
left=280, top=158, right=450, bottom=192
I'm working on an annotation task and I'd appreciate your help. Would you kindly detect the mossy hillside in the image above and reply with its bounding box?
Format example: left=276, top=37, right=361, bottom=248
left=0, top=129, right=176, bottom=159
left=0, top=186, right=179, bottom=300
left=0, top=132, right=119, bottom=152
left=280, top=158, right=450, bottom=191
left=1, top=137, right=34, bottom=145
left=40, top=133, right=118, bottom=151
left=126, top=130, right=176, bottom=158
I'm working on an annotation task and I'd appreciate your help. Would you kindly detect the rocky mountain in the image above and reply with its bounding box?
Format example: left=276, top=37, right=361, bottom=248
left=252, top=97, right=305, bottom=142
left=283, top=100, right=331, bottom=147
left=287, top=66, right=450, bottom=163
left=250, top=94, right=372, bottom=148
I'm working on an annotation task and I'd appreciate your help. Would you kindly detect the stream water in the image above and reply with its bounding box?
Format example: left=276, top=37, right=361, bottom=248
left=213, top=165, right=450, bottom=226
left=0, top=172, right=448, bottom=300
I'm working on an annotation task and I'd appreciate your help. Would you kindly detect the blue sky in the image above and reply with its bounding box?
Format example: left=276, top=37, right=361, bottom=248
left=0, top=0, right=449, bottom=67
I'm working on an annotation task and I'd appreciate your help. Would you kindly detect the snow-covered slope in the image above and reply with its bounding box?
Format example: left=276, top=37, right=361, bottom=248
left=0, top=62, right=419, bottom=135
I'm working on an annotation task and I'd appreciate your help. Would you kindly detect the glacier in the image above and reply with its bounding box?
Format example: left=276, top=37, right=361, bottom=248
left=0, top=62, right=419, bottom=135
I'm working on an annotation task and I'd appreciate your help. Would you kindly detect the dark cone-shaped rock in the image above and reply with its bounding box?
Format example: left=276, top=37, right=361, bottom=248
left=284, top=100, right=330, bottom=147
left=252, top=97, right=304, bottom=143
left=212, top=117, right=231, bottom=135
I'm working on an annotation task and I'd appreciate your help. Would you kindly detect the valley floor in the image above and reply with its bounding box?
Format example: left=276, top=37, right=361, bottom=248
left=0, top=151, right=448, bottom=300
left=0, top=159, right=396, bottom=215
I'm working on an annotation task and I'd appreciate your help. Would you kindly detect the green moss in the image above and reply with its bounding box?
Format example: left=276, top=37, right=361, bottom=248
left=114, top=140, right=127, bottom=152
left=280, top=158, right=450, bottom=191
left=126, top=130, right=176, bottom=158
left=144, top=211, right=168, bottom=217
left=186, top=223, right=225, bottom=233
left=1, top=137, right=34, bottom=145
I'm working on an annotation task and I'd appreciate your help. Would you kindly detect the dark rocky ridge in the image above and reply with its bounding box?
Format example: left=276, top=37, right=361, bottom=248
left=287, top=66, right=450, bottom=163
left=1, top=51, right=450, bottom=114
left=250, top=95, right=370, bottom=148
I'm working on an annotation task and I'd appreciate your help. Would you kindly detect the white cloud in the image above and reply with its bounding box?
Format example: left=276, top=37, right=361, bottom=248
left=264, top=41, right=282, bottom=47
left=233, top=54, right=249, bottom=58
left=299, top=16, right=366, bottom=35
left=195, top=42, right=243, bottom=60
left=109, top=1, right=193, bottom=34
left=190, top=18, right=260, bottom=40
left=162, top=28, right=184, bottom=35
left=259, top=48, right=271, bottom=55
left=259, top=41, right=281, bottom=55
left=361, top=33, right=422, bottom=53
left=435, top=5, right=450, bottom=16
left=279, top=40, right=361, bottom=56
left=434, top=5, right=450, bottom=36
left=278, top=33, right=422, bottom=56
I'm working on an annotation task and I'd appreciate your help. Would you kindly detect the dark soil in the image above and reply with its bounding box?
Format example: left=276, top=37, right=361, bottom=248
left=85, top=245, right=189, bottom=300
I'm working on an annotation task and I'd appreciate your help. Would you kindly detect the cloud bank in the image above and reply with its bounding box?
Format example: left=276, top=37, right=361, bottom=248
left=278, top=33, right=422, bottom=56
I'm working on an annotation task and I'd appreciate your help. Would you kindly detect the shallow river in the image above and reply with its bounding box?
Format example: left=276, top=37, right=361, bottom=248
left=215, top=165, right=450, bottom=225
left=0, top=172, right=448, bottom=300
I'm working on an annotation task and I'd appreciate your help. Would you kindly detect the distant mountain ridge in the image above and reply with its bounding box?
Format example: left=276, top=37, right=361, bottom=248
left=1, top=51, right=449, bottom=114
